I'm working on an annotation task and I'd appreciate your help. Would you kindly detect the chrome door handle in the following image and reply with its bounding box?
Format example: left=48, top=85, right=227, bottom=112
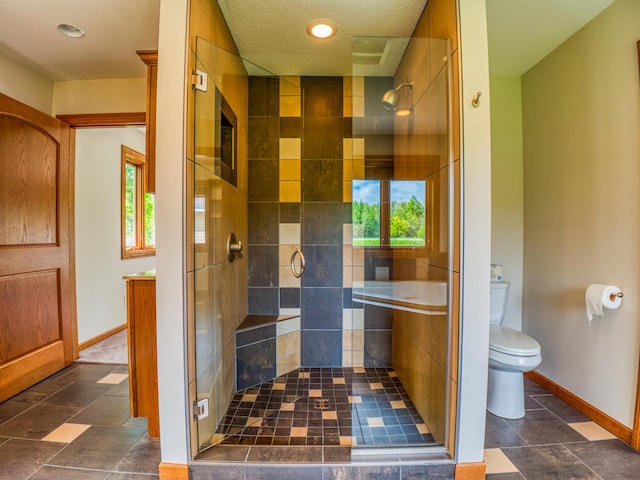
left=290, top=248, right=305, bottom=278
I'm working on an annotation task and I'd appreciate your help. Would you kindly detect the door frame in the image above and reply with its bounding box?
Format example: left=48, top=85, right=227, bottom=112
left=56, top=112, right=145, bottom=358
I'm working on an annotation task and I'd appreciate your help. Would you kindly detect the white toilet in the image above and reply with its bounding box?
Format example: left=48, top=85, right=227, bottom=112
left=487, top=281, right=542, bottom=419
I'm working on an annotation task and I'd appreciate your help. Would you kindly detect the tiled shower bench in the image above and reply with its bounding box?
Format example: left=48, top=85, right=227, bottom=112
left=235, top=314, right=301, bottom=391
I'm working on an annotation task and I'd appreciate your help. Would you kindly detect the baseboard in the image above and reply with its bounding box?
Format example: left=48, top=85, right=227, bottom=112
left=454, top=462, right=486, bottom=480
left=526, top=370, right=632, bottom=444
left=159, top=462, right=189, bottom=480
left=78, top=324, right=126, bottom=351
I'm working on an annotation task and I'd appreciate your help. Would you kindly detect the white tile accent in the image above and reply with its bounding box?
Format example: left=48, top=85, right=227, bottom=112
left=343, top=138, right=353, bottom=160
left=279, top=138, right=301, bottom=159
left=353, top=309, right=364, bottom=330
left=42, top=423, right=90, bottom=443
left=343, top=224, right=353, bottom=246
left=97, top=373, right=128, bottom=385
left=352, top=138, right=365, bottom=160
left=279, top=307, right=301, bottom=317
left=568, top=421, right=617, bottom=441
left=279, top=265, right=300, bottom=288
left=352, top=76, right=365, bottom=96
left=484, top=448, right=519, bottom=474
left=280, top=223, right=300, bottom=245
left=353, top=350, right=364, bottom=367
left=352, top=96, right=365, bottom=117
left=368, top=417, right=385, bottom=427
left=342, top=309, right=353, bottom=330
left=277, top=316, right=301, bottom=335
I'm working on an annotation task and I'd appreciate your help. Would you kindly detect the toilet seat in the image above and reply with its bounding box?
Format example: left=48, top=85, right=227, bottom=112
left=489, top=325, right=541, bottom=357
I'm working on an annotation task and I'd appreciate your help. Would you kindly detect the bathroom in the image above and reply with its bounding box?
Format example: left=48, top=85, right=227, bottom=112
left=153, top=0, right=640, bottom=477
left=187, top=0, right=460, bottom=460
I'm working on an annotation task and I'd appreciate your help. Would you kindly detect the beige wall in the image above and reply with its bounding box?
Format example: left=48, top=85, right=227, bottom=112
left=490, top=75, right=524, bottom=330
left=0, top=50, right=53, bottom=114
left=75, top=128, right=155, bottom=344
left=0, top=50, right=146, bottom=117
left=522, top=0, right=640, bottom=427
left=53, top=78, right=146, bottom=115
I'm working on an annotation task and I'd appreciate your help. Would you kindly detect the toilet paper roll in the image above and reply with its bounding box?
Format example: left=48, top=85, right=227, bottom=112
left=491, top=264, right=503, bottom=282
left=585, top=284, right=623, bottom=322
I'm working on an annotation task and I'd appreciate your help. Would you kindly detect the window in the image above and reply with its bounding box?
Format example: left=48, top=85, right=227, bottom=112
left=353, top=180, right=425, bottom=247
left=352, top=180, right=381, bottom=246
left=121, top=145, right=155, bottom=258
left=389, top=181, right=425, bottom=246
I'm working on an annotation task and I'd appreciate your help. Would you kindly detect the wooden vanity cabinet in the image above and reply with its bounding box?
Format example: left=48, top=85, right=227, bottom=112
left=123, top=270, right=159, bottom=437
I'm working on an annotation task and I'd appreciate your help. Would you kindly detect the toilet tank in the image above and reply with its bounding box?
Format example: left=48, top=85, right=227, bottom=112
left=490, top=281, right=510, bottom=325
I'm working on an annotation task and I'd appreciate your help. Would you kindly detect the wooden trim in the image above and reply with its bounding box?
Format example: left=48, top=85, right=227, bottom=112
left=0, top=342, right=65, bottom=402
left=56, top=112, right=146, bottom=128
left=526, top=371, right=632, bottom=444
left=78, top=324, right=127, bottom=351
left=68, top=127, right=79, bottom=360
left=633, top=335, right=640, bottom=448
left=454, top=462, right=486, bottom=480
left=158, top=462, right=189, bottom=480
left=121, top=145, right=155, bottom=259
left=136, top=50, right=158, bottom=66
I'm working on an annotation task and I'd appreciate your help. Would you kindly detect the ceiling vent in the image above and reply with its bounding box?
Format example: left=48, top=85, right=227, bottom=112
left=352, top=38, right=390, bottom=66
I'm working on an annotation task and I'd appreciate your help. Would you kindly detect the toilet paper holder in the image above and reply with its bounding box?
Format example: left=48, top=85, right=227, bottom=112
left=610, top=291, right=624, bottom=301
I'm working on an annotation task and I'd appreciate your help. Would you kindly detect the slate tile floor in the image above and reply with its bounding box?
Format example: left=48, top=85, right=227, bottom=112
left=0, top=363, right=160, bottom=479
left=211, top=367, right=435, bottom=449
left=7, top=364, right=638, bottom=479
left=485, top=377, right=640, bottom=479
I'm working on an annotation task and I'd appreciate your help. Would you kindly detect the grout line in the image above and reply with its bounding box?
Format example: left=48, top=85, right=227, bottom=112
left=559, top=443, right=605, bottom=480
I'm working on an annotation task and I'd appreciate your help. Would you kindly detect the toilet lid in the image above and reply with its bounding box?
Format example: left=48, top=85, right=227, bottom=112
left=489, top=326, right=541, bottom=356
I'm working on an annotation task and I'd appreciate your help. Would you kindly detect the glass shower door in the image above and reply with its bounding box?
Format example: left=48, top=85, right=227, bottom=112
left=349, top=36, right=453, bottom=450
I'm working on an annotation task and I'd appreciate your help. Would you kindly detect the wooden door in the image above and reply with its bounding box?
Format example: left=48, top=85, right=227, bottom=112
left=0, top=93, right=75, bottom=402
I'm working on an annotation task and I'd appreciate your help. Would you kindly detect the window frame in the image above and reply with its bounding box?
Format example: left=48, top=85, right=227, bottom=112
left=352, top=179, right=427, bottom=250
left=121, top=144, right=155, bottom=259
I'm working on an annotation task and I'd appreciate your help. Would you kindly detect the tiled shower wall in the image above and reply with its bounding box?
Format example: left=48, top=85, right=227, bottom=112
left=248, top=75, right=395, bottom=369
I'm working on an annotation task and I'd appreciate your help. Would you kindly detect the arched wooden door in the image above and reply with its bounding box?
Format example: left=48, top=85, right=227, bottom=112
left=0, top=92, right=75, bottom=402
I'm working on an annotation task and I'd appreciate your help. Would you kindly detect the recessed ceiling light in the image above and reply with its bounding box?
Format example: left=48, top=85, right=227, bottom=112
left=307, top=20, right=336, bottom=40
left=57, top=23, right=85, bottom=38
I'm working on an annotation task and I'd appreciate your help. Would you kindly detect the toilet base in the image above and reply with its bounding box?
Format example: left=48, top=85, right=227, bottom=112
left=487, top=367, right=525, bottom=419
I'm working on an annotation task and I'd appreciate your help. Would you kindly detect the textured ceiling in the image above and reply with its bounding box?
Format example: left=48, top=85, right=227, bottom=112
left=0, top=0, right=619, bottom=81
left=486, top=0, right=616, bottom=76
left=217, top=0, right=427, bottom=77
left=0, top=0, right=159, bottom=81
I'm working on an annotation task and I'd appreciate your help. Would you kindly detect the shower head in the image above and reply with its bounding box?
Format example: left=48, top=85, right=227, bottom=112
left=381, top=82, right=413, bottom=113
left=382, top=89, right=400, bottom=110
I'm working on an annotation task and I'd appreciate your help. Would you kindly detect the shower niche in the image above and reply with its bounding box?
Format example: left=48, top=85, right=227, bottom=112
left=218, top=93, right=237, bottom=187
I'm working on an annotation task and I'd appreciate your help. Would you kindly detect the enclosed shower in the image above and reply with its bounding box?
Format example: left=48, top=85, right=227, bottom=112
left=189, top=29, right=455, bottom=461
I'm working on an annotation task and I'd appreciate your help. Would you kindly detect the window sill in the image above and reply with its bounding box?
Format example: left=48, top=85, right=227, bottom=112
left=122, top=248, right=156, bottom=260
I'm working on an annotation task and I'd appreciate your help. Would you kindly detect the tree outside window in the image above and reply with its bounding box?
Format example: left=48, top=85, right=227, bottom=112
left=121, top=145, right=155, bottom=258
left=353, top=179, right=425, bottom=247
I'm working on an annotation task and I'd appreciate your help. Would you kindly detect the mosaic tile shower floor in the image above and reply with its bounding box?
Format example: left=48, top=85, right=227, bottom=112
left=209, top=367, right=436, bottom=448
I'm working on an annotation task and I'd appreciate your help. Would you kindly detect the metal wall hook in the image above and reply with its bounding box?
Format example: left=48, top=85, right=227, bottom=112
left=226, top=233, right=243, bottom=262
left=472, top=91, right=482, bottom=108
